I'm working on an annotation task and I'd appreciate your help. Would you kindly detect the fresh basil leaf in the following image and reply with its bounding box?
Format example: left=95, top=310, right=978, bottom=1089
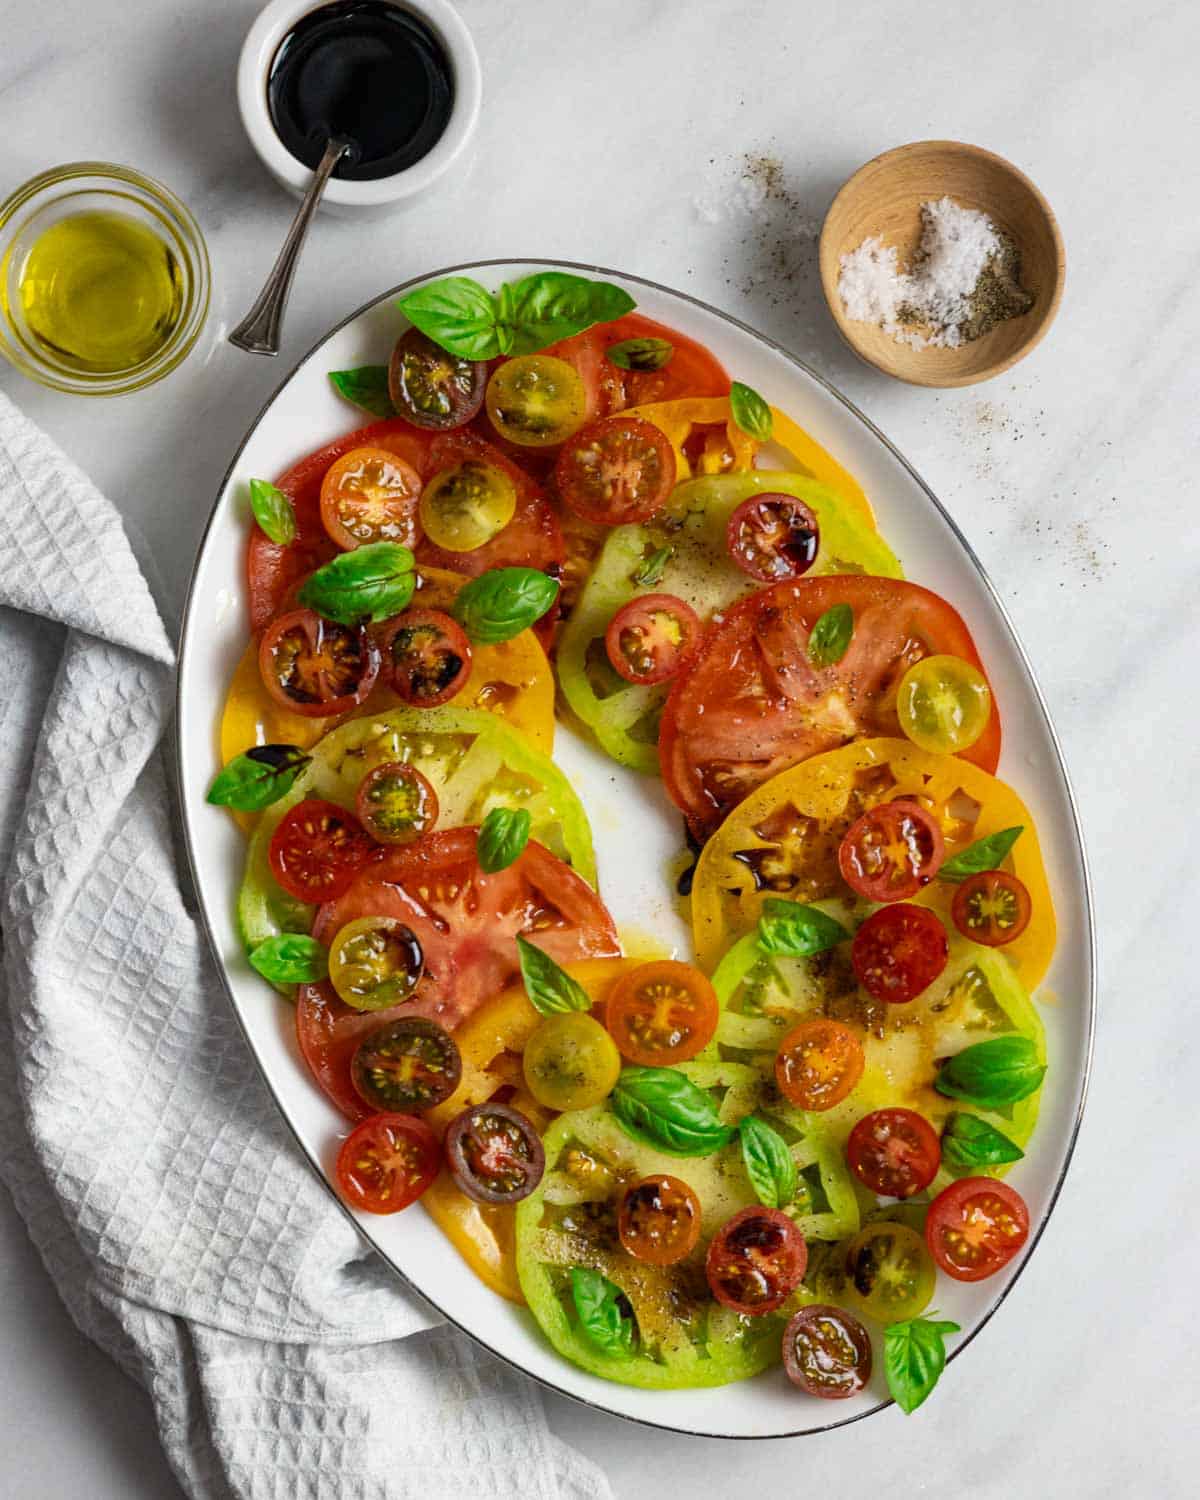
left=478, top=807, right=532, bottom=874
left=884, top=1315, right=960, bottom=1414
left=505, top=272, right=636, bottom=356
left=757, top=898, right=849, bottom=957
left=570, top=1266, right=635, bottom=1357
left=398, top=276, right=501, bottom=360
left=452, top=567, right=560, bottom=644
left=207, top=744, right=312, bottom=812
left=808, top=603, right=854, bottom=666
left=938, top=826, right=1025, bottom=884
left=729, top=380, right=774, bottom=441
left=298, top=542, right=415, bottom=625
left=935, top=1035, right=1046, bottom=1108
left=612, top=1066, right=736, bottom=1157
left=941, top=1112, right=1025, bottom=1170
left=631, top=545, right=674, bottom=588
left=249, top=934, right=328, bottom=985
left=248, top=479, right=297, bottom=546
left=606, top=336, right=674, bottom=372
left=738, top=1115, right=798, bottom=1208
left=517, top=935, right=592, bottom=1014
left=328, top=365, right=396, bottom=419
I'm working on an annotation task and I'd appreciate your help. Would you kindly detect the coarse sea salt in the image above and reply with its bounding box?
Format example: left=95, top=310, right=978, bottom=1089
left=837, top=196, right=1002, bottom=349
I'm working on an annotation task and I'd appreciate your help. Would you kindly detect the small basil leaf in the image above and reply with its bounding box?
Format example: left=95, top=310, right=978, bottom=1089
left=938, top=827, right=1025, bottom=884
left=248, top=479, right=297, bottom=546
left=328, top=365, right=396, bottom=419
left=478, top=807, right=532, bottom=874
left=808, top=603, right=854, bottom=666
left=398, top=276, right=501, bottom=360
left=505, top=272, right=636, bottom=356
left=452, top=567, right=560, bottom=644
left=611, top=1066, right=736, bottom=1157
left=570, top=1266, right=635, bottom=1357
left=941, top=1112, right=1025, bottom=1170
left=249, top=934, right=328, bottom=985
left=935, top=1035, right=1046, bottom=1108
left=631, top=545, right=674, bottom=588
left=606, top=336, right=674, bottom=372
left=738, top=1115, right=798, bottom=1208
left=729, top=380, right=774, bottom=441
left=298, top=542, right=415, bottom=625
left=757, top=898, right=849, bottom=957
left=516, top=935, right=592, bottom=1015
left=884, top=1315, right=960, bottom=1414
left=207, top=745, right=312, bottom=812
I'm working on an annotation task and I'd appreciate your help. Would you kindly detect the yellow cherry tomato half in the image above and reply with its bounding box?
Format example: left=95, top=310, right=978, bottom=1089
left=522, top=1011, right=621, bottom=1111
left=328, top=916, right=424, bottom=1011
left=485, top=356, right=587, bottom=447
left=842, top=1221, right=936, bottom=1325
left=418, top=459, right=518, bottom=552
left=897, top=654, right=992, bottom=755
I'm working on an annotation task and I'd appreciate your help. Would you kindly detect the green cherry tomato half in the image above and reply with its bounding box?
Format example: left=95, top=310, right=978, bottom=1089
left=328, top=916, right=424, bottom=1011
left=485, top=355, right=587, bottom=447
left=842, top=1221, right=936, bottom=1324
left=351, top=1017, right=462, bottom=1113
left=355, top=761, right=439, bottom=845
left=522, top=1011, right=621, bottom=1111
left=419, top=459, right=518, bottom=552
left=897, top=654, right=992, bottom=755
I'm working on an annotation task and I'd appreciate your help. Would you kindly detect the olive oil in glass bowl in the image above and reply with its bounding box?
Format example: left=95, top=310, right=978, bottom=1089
left=0, top=164, right=210, bottom=395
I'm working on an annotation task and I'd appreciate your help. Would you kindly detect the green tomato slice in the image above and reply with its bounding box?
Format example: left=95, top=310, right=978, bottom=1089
left=556, top=471, right=903, bottom=773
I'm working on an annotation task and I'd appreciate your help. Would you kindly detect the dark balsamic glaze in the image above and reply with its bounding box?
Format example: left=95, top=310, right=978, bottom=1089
left=267, top=1, right=454, bottom=181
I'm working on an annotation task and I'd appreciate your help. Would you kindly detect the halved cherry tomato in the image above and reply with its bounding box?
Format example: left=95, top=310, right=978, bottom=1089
left=604, top=960, right=718, bottom=1066
left=605, top=592, right=701, bottom=686
left=259, top=608, right=379, bottom=718
left=775, top=1019, right=864, bottom=1112
left=618, top=1174, right=701, bottom=1266
left=355, top=761, right=439, bottom=845
left=897, top=654, right=993, bottom=755
left=522, top=1012, right=621, bottom=1111
left=925, top=1177, right=1030, bottom=1282
left=486, top=356, right=587, bottom=447
left=838, top=801, right=945, bottom=903
left=419, top=460, right=517, bottom=552
left=705, top=1206, right=807, bottom=1314
left=554, top=416, right=675, bottom=526
left=783, top=1305, right=872, bottom=1399
left=445, top=1101, right=545, bottom=1204
left=351, top=1016, right=461, bottom=1112
left=335, top=1112, right=440, bottom=1214
left=847, top=1108, right=941, bottom=1198
left=951, top=869, right=1032, bottom=946
left=843, top=1221, right=935, bottom=1322
left=328, top=916, right=424, bottom=1010
left=319, top=445, right=423, bottom=551
left=380, top=608, right=472, bottom=706
left=726, top=493, right=820, bottom=582
left=388, top=326, right=487, bottom=431
left=267, top=798, right=374, bottom=904
left=851, top=904, right=948, bottom=1004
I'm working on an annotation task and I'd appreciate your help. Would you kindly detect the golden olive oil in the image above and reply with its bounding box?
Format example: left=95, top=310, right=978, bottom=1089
left=12, top=210, right=183, bottom=372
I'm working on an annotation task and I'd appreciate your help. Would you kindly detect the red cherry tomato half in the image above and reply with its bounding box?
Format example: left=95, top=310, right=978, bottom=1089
left=380, top=607, right=472, bottom=706
left=268, top=798, right=375, bottom=905
left=335, top=1112, right=441, bottom=1214
left=319, top=445, right=423, bottom=551
left=726, top=493, right=820, bottom=583
left=259, top=608, right=380, bottom=718
left=605, top=592, right=701, bottom=686
left=782, top=1305, right=873, bottom=1400
left=838, top=801, right=946, bottom=903
left=605, top=960, right=718, bottom=1066
left=951, top=869, right=1032, bottom=947
left=554, top=415, right=676, bottom=526
left=355, top=761, right=439, bottom=845
left=925, top=1177, right=1030, bottom=1282
left=705, top=1206, right=807, bottom=1315
left=444, top=1102, right=546, bottom=1205
left=775, top=1019, right=865, bottom=1112
left=851, top=904, right=949, bottom=1005
left=618, top=1174, right=702, bottom=1266
left=847, top=1108, right=942, bottom=1198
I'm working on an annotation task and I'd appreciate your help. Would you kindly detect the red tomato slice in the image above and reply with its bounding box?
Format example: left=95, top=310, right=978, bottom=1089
left=838, top=801, right=945, bottom=902
left=319, top=445, right=423, bottom=551
left=925, top=1177, right=1030, bottom=1282
left=259, top=608, right=380, bottom=717
left=618, top=1174, right=702, bottom=1265
left=605, top=960, right=718, bottom=1065
left=268, top=798, right=376, bottom=905
left=379, top=607, right=472, bottom=706
left=659, top=576, right=1002, bottom=837
left=296, top=828, right=619, bottom=1120
left=851, top=904, right=949, bottom=1004
left=599, top=312, right=731, bottom=406
left=554, top=416, right=675, bottom=526
left=335, top=1113, right=441, bottom=1214
left=726, top=493, right=820, bottom=583
left=951, top=869, right=1032, bottom=946
left=846, top=1108, right=941, bottom=1197
left=605, top=592, right=701, bottom=686
left=705, top=1206, right=807, bottom=1314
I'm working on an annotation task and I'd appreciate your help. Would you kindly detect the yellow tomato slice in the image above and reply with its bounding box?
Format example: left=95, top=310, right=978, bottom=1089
left=690, top=737, right=1056, bottom=992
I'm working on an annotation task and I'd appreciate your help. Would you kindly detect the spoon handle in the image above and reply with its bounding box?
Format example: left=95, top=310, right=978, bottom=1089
left=229, top=137, right=350, bottom=356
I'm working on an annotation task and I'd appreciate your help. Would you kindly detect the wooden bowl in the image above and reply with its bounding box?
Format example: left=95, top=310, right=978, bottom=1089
left=819, top=141, right=1064, bottom=388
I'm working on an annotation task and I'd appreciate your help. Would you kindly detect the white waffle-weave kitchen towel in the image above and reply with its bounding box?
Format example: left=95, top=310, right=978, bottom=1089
left=0, top=389, right=611, bottom=1500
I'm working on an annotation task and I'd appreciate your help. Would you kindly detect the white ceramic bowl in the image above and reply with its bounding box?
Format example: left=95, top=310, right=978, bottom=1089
left=237, top=0, right=481, bottom=211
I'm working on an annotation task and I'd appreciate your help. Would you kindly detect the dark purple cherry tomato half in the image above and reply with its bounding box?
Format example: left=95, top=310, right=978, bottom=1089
left=726, top=493, right=820, bottom=583
left=445, top=1101, right=545, bottom=1205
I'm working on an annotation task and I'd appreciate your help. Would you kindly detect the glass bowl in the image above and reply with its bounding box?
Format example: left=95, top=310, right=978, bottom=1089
left=0, top=162, right=211, bottom=396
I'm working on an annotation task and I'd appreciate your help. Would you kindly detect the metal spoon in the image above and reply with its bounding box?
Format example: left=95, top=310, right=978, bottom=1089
left=229, top=136, right=352, bottom=356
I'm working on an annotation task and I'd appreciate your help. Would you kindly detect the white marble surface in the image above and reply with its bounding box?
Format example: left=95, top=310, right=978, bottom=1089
left=0, top=0, right=1196, bottom=1494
